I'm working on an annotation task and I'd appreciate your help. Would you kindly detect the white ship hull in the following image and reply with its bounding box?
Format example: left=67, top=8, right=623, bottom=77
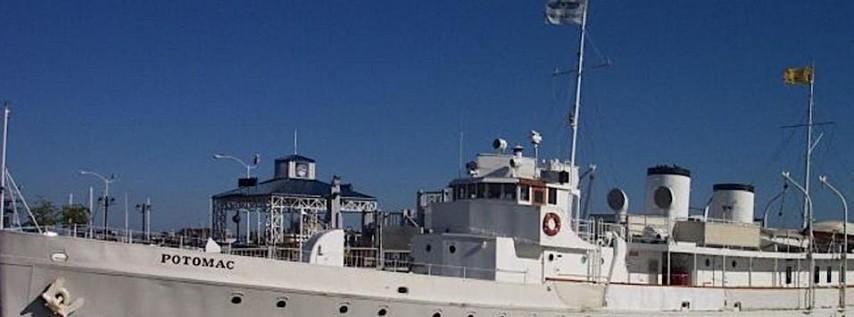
left=1, top=230, right=849, bottom=317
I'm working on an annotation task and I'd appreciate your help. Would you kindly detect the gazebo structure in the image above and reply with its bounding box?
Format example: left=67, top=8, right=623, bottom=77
left=211, top=154, right=378, bottom=245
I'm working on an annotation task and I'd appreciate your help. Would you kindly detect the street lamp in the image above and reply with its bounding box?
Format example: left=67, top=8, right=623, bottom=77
left=79, top=170, right=116, bottom=229
left=782, top=171, right=815, bottom=310
left=819, top=175, right=848, bottom=308
left=212, top=153, right=260, bottom=179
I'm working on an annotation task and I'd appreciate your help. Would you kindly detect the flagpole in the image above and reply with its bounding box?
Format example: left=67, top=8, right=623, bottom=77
left=806, top=63, right=815, bottom=310
left=568, top=1, right=588, bottom=168
left=802, top=65, right=814, bottom=231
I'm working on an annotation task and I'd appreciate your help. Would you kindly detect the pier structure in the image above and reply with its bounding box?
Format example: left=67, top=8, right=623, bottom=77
left=211, top=154, right=377, bottom=245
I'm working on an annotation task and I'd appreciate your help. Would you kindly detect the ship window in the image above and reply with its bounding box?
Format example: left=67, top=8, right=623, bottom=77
left=449, top=245, right=456, bottom=254
left=731, top=260, right=737, bottom=268
left=533, top=188, right=545, bottom=204
left=230, top=295, right=242, bottom=304
left=476, top=183, right=486, bottom=198
left=467, top=184, right=476, bottom=199
left=487, top=184, right=501, bottom=199
left=378, top=308, right=388, bottom=316
left=827, top=266, right=832, bottom=283
left=276, top=300, right=287, bottom=308
left=339, top=304, right=349, bottom=314
left=520, top=185, right=530, bottom=201
left=814, top=266, right=820, bottom=284
left=704, top=259, right=710, bottom=267
left=432, top=313, right=441, bottom=317
left=425, top=244, right=432, bottom=252
left=785, top=266, right=792, bottom=284
left=397, top=286, right=409, bottom=294
left=548, top=188, right=557, bottom=205
left=502, top=183, right=516, bottom=200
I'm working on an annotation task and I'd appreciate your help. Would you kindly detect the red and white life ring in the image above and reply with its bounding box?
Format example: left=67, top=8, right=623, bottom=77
left=542, top=212, right=561, bottom=236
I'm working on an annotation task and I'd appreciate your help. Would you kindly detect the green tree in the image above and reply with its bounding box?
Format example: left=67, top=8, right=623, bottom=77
left=27, top=199, right=58, bottom=227
left=59, top=204, right=90, bottom=225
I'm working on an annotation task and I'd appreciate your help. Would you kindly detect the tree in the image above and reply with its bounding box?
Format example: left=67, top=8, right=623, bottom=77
left=27, top=199, right=58, bottom=227
left=60, top=204, right=90, bottom=225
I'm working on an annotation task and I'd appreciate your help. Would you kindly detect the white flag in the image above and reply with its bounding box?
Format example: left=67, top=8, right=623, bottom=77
left=545, top=0, right=587, bottom=25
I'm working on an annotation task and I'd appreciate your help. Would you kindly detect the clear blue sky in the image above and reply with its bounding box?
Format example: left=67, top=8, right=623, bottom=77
left=1, top=1, right=853, bottom=230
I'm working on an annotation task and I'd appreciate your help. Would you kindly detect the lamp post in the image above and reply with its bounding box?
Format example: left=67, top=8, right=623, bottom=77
left=782, top=171, right=815, bottom=310
left=819, top=175, right=847, bottom=308
left=80, top=170, right=116, bottom=229
left=212, top=153, right=259, bottom=179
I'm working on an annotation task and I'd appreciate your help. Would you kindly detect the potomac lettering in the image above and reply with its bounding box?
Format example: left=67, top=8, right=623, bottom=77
left=160, top=254, right=234, bottom=270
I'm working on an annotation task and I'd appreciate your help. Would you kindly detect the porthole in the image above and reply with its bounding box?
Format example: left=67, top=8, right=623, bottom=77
left=397, top=286, right=409, bottom=294
left=449, top=245, right=456, bottom=254
left=548, top=254, right=555, bottom=262
left=653, top=186, right=674, bottom=209
left=276, top=300, right=287, bottom=308
left=731, top=260, right=737, bottom=268
left=704, top=259, right=711, bottom=267
left=339, top=305, right=349, bottom=314
left=432, top=313, right=441, bottom=317
left=425, top=244, right=432, bottom=252
left=230, top=295, right=242, bottom=304
left=377, top=308, right=388, bottom=316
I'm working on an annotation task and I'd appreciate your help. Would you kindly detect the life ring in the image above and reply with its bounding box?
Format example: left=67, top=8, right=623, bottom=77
left=542, top=212, right=561, bottom=236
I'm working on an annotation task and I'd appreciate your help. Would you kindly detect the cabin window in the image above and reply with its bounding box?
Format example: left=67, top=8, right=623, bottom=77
left=533, top=188, right=545, bottom=204
left=476, top=183, right=485, bottom=198
left=520, top=185, right=530, bottom=201
left=814, top=266, right=820, bottom=284
left=785, top=266, right=792, bottom=284
left=487, top=183, right=501, bottom=199
left=827, top=266, right=832, bottom=283
left=547, top=188, right=558, bottom=205
left=502, top=184, right=516, bottom=200
left=454, top=186, right=465, bottom=200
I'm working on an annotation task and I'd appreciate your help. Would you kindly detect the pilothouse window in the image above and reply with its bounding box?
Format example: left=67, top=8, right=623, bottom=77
left=533, top=188, right=545, bottom=204
left=476, top=183, right=485, bottom=198
left=520, top=185, right=530, bottom=201
left=502, top=184, right=516, bottom=200
left=548, top=188, right=557, bottom=205
left=487, top=184, right=501, bottom=199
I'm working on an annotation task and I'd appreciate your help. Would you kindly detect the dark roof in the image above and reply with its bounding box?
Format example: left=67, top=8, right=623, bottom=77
left=275, top=154, right=315, bottom=163
left=647, top=165, right=691, bottom=177
left=212, top=177, right=374, bottom=200
left=713, top=183, right=755, bottom=193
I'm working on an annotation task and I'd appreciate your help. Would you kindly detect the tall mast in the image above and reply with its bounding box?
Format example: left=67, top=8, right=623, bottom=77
left=568, top=2, right=588, bottom=167
left=802, top=64, right=815, bottom=230
left=0, top=103, right=9, bottom=230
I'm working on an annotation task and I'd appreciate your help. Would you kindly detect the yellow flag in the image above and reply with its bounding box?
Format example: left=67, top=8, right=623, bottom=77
left=783, top=66, right=813, bottom=85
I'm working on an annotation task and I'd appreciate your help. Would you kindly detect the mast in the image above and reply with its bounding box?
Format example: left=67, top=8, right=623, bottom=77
left=0, top=103, right=9, bottom=230
left=802, top=64, right=815, bottom=230
left=568, top=2, right=588, bottom=167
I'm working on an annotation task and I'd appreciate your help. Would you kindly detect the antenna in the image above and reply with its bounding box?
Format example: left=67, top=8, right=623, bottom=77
left=293, top=128, right=298, bottom=155
left=458, top=131, right=464, bottom=177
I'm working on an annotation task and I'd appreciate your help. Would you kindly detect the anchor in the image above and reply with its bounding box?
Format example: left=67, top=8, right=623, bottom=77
left=40, top=278, right=84, bottom=317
